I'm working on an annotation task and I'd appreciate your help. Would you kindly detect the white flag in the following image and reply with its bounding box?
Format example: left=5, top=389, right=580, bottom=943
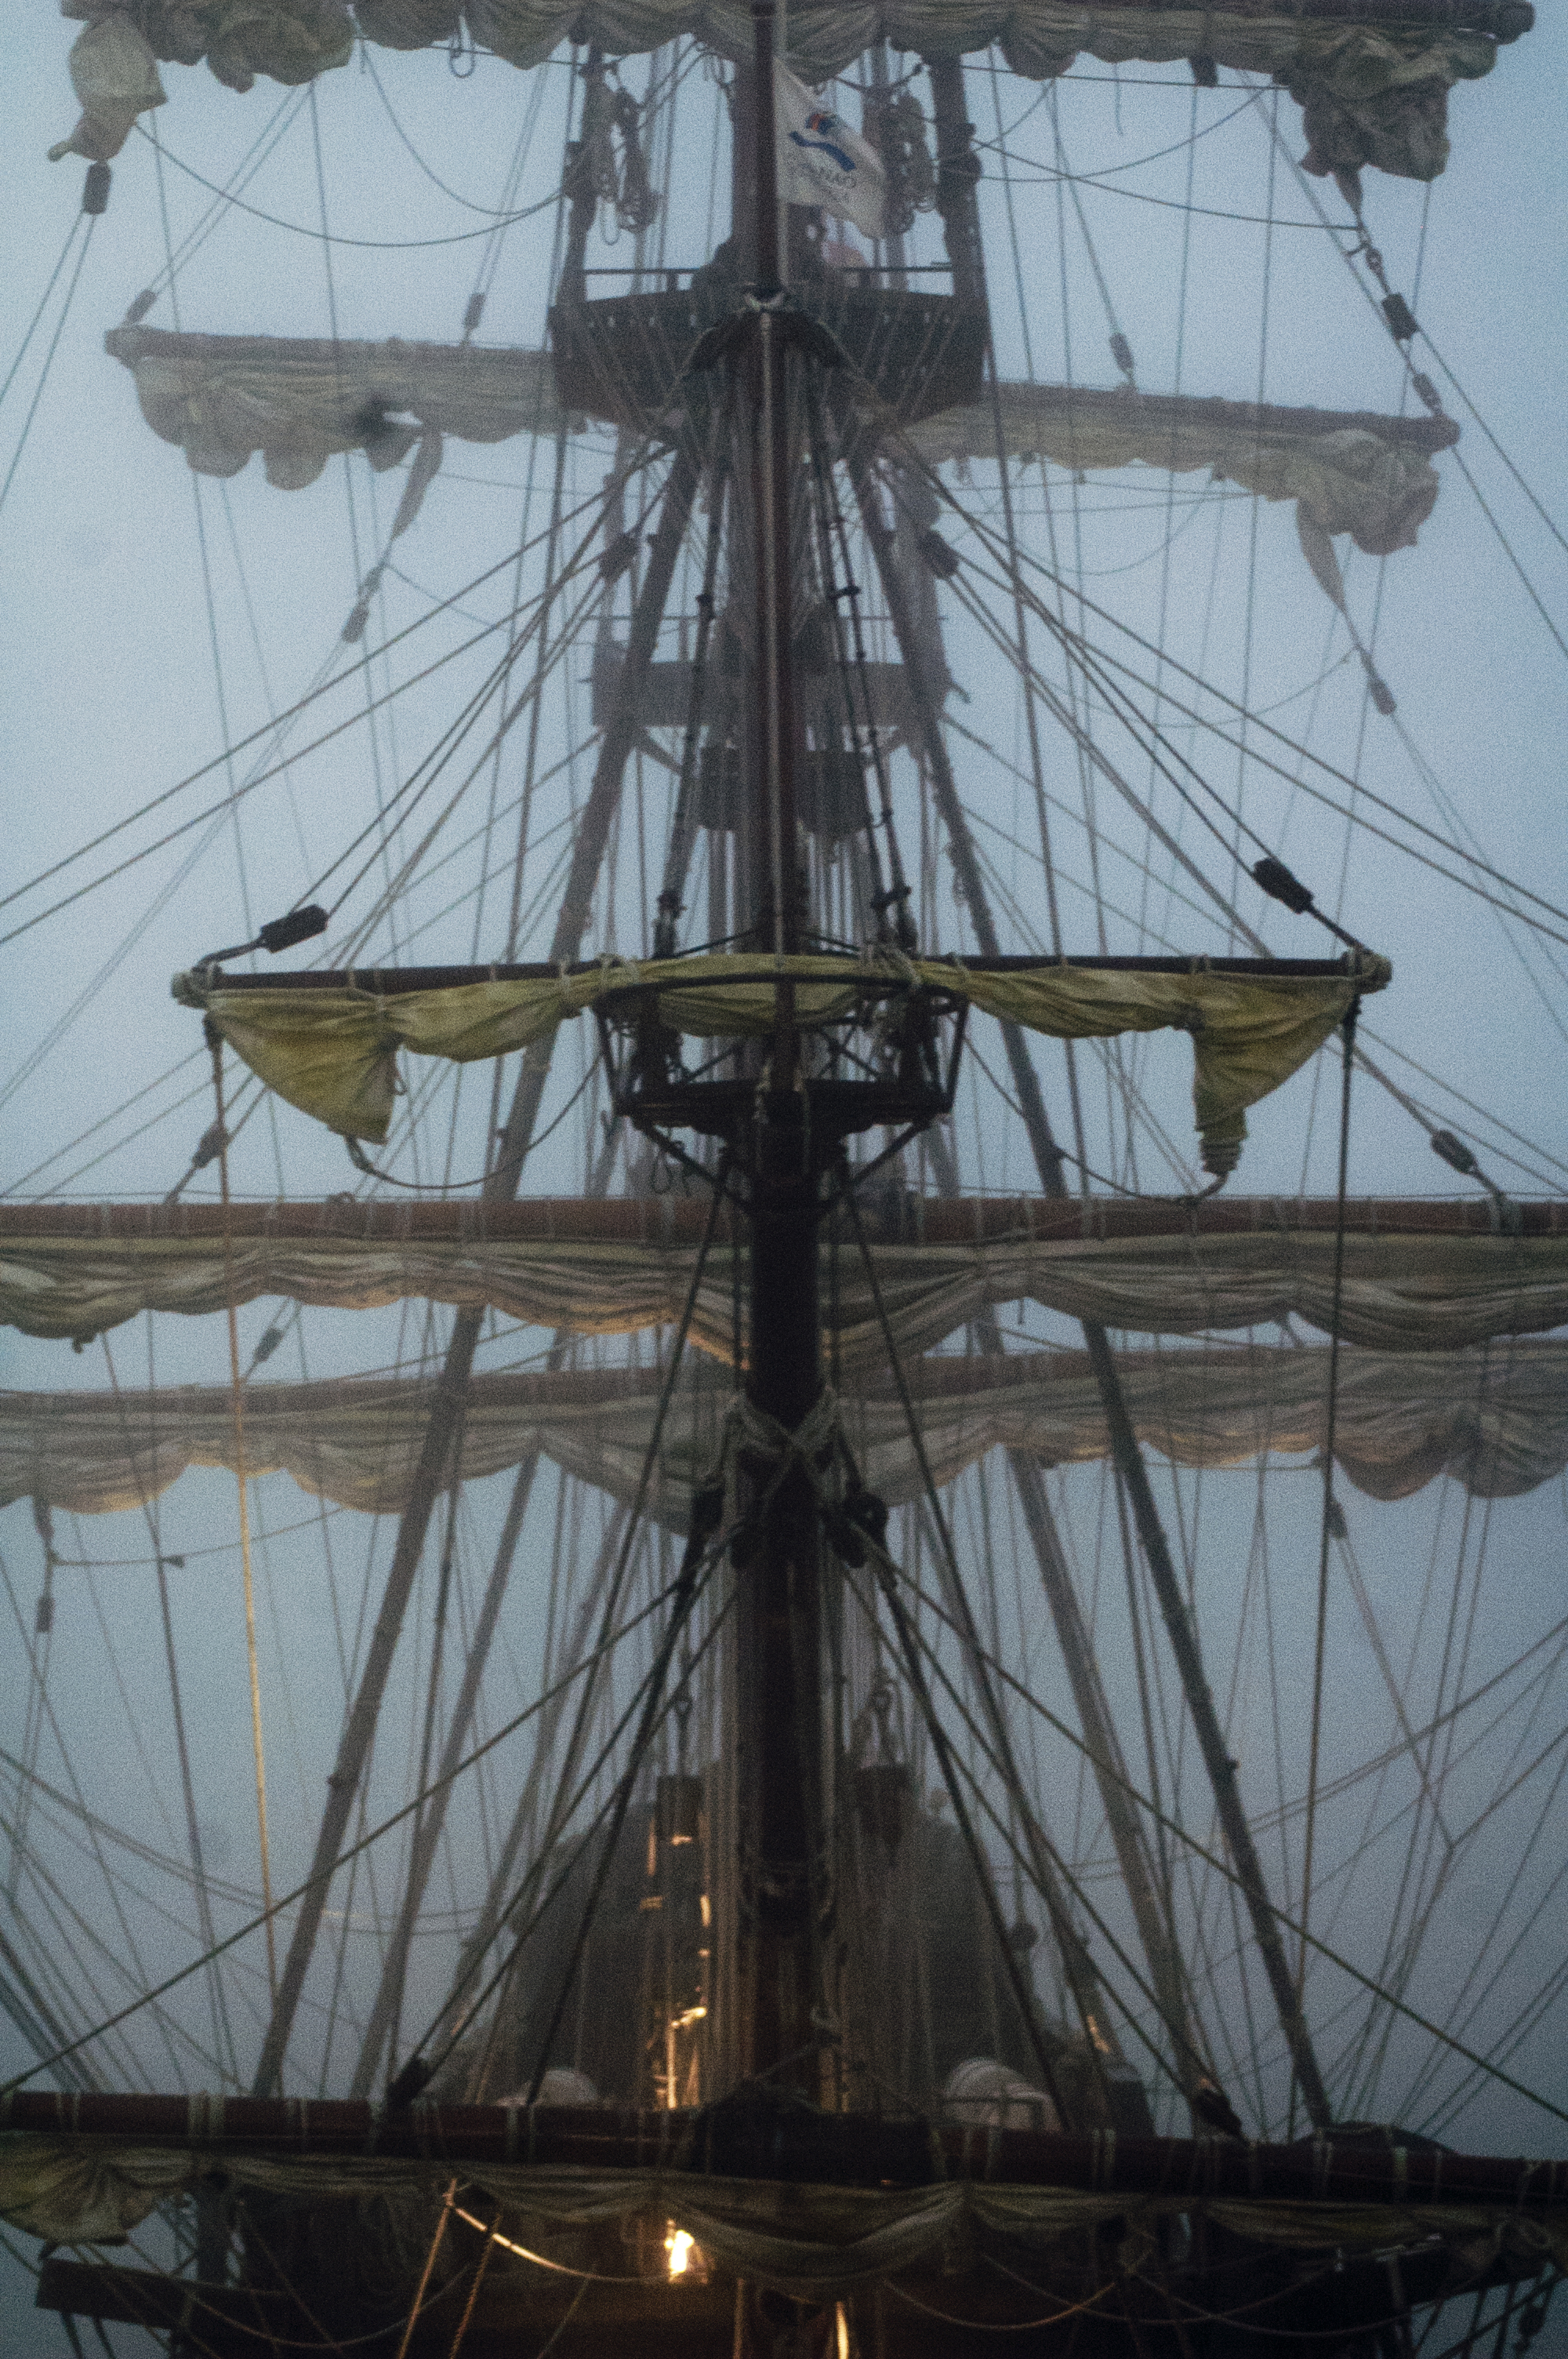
left=775, top=62, right=887, bottom=243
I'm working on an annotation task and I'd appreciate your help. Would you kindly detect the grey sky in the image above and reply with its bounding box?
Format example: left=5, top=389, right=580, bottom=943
left=2, top=0, right=1566, bottom=2346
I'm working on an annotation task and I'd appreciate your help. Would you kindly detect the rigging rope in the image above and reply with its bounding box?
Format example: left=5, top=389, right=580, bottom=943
left=1255, top=100, right=1568, bottom=674
left=1293, top=997, right=1357, bottom=2131
left=843, top=1529, right=1194, bottom=2102
left=135, top=88, right=308, bottom=307
left=132, top=119, right=561, bottom=249
left=0, top=1568, right=689, bottom=2097
left=875, top=405, right=1568, bottom=943
left=209, top=1024, right=278, bottom=2006
left=363, top=51, right=534, bottom=220
left=0, top=458, right=654, bottom=929
left=0, top=215, right=85, bottom=419
left=0, top=213, right=96, bottom=531
left=838, top=1172, right=1115, bottom=2115
left=888, top=2276, right=1119, bottom=2330
left=516, top=1536, right=717, bottom=2106
left=977, top=96, right=1254, bottom=184
left=397, top=1153, right=735, bottom=2089
left=405, top=1571, right=736, bottom=2099
left=0, top=1543, right=210, bottom=2085
left=879, top=1541, right=1568, bottom=2125
left=1418, top=325, right=1568, bottom=567
left=100, top=1325, right=241, bottom=2086
left=1005, top=560, right=1568, bottom=947
left=344, top=1059, right=597, bottom=1189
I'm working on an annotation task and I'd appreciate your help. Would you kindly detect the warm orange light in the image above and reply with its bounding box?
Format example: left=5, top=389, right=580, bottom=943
left=665, top=2227, right=695, bottom=2279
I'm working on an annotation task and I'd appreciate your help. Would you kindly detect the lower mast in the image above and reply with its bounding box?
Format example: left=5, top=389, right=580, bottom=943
left=733, top=0, right=823, bottom=2093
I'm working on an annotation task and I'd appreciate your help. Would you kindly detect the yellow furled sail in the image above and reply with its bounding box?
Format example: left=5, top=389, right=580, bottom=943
left=174, top=949, right=1388, bottom=1168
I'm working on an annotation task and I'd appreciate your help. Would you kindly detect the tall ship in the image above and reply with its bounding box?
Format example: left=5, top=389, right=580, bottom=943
left=1, top=1, right=1566, bottom=2353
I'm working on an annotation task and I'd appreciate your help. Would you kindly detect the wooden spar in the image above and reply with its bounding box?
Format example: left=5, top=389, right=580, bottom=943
left=927, top=59, right=986, bottom=309
left=184, top=952, right=1372, bottom=987
left=846, top=64, right=1334, bottom=2128
left=5, top=1196, right=1559, bottom=1243
left=248, top=428, right=702, bottom=2103
left=5, top=2090, right=1565, bottom=2206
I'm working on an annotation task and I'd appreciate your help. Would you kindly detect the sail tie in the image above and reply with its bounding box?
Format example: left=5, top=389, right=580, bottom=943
left=714, top=1388, right=849, bottom=1567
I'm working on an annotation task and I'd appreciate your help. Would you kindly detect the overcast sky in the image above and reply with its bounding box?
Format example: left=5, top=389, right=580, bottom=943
left=2, top=1, right=1567, bottom=2347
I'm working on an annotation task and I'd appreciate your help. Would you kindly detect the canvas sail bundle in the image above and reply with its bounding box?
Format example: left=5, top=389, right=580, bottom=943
left=106, top=325, right=1455, bottom=576
left=9, top=1339, right=1564, bottom=1518
left=3, top=1198, right=1565, bottom=1356
left=4, top=2139, right=1565, bottom=2284
left=53, top=0, right=1531, bottom=183
left=173, top=951, right=1387, bottom=1163
left=103, top=327, right=559, bottom=493
left=916, top=384, right=1458, bottom=562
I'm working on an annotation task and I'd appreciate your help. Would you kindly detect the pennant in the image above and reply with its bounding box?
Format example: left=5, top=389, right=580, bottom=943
left=775, top=63, right=887, bottom=243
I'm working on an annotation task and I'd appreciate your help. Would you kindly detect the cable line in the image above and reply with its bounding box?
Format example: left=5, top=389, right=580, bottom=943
left=1449, top=444, right=1568, bottom=668
left=0, top=457, right=652, bottom=932
left=362, top=46, right=539, bottom=218
left=133, top=86, right=308, bottom=305
left=0, top=1566, right=688, bottom=2096
left=1419, top=324, right=1568, bottom=565
left=975, top=94, right=1254, bottom=184
left=0, top=214, right=85, bottom=416
left=134, top=121, right=559, bottom=247
left=976, top=523, right=1568, bottom=944
left=867, top=1544, right=1568, bottom=2128
left=0, top=214, right=96, bottom=529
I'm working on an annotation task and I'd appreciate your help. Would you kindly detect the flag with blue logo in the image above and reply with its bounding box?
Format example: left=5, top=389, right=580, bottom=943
left=775, top=63, right=887, bottom=242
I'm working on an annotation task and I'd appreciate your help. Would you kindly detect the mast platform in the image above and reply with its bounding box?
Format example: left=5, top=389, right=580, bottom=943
left=549, top=284, right=987, bottom=431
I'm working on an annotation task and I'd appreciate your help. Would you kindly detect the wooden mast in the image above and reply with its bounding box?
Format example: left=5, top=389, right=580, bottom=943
left=732, top=0, right=824, bottom=2090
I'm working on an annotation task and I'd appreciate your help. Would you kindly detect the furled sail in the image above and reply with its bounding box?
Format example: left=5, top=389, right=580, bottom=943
left=103, top=328, right=559, bottom=494
left=107, top=325, right=1456, bottom=568
left=918, top=383, right=1459, bottom=561
left=6, top=2116, right=1567, bottom=2278
left=9, top=1338, right=1564, bottom=1517
left=4, top=1196, right=1565, bottom=1354
left=55, top=0, right=1534, bottom=184
left=172, top=950, right=1388, bottom=1164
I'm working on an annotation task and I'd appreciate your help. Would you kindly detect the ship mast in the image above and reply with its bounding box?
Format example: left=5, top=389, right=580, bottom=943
left=731, top=0, right=820, bottom=2084
left=223, top=22, right=1334, bottom=2119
